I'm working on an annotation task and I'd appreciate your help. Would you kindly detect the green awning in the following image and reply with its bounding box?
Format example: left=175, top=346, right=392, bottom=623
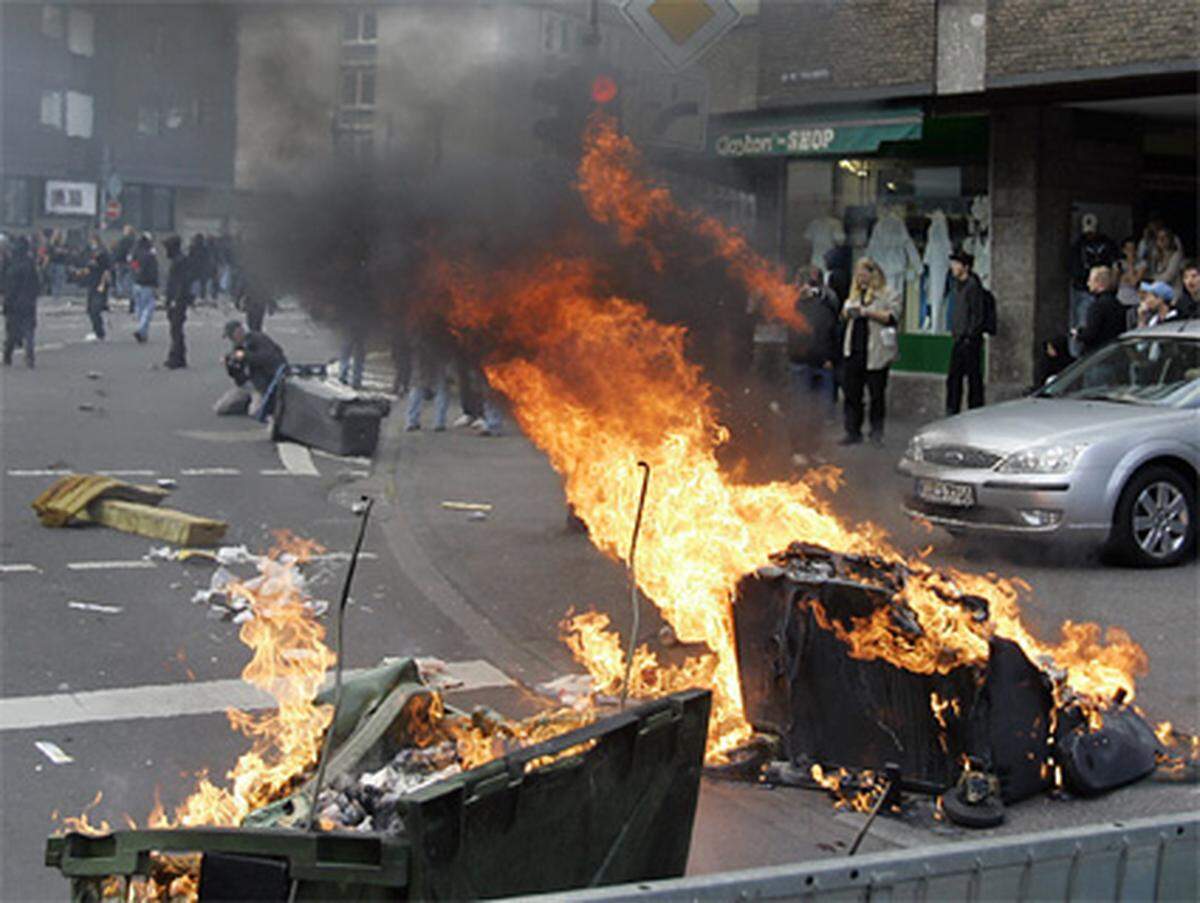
left=711, top=108, right=923, bottom=158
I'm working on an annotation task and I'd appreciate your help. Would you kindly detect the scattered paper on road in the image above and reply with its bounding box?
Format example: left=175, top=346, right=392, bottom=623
left=34, top=741, right=74, bottom=764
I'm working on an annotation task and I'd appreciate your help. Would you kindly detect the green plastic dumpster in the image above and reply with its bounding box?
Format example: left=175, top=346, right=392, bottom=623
left=45, top=683, right=712, bottom=901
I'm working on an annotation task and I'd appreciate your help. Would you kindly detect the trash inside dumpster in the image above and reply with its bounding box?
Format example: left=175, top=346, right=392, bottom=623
left=45, top=660, right=712, bottom=901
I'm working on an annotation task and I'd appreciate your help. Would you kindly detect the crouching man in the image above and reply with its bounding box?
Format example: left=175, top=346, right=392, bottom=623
left=219, top=319, right=288, bottom=419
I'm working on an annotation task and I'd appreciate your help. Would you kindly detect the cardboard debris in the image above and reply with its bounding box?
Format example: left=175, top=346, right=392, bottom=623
left=32, top=474, right=227, bottom=545
left=440, top=500, right=493, bottom=512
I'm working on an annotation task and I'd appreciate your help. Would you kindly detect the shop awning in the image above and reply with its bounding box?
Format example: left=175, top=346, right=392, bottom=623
left=711, top=108, right=923, bottom=158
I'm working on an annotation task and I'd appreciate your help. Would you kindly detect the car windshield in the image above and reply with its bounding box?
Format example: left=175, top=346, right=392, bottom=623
left=1037, top=336, right=1200, bottom=407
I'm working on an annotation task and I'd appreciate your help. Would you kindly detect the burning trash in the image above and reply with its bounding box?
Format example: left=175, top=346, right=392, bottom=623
left=47, top=531, right=712, bottom=901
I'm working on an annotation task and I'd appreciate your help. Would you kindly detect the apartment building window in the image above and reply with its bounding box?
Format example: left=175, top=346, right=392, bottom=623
left=65, top=91, right=94, bottom=138
left=3, top=178, right=34, bottom=227
left=137, top=105, right=161, bottom=135
left=334, top=128, right=374, bottom=164
left=67, top=8, right=94, bottom=57
left=340, top=67, right=376, bottom=108
left=41, top=90, right=64, bottom=129
left=42, top=5, right=64, bottom=40
left=342, top=10, right=377, bottom=44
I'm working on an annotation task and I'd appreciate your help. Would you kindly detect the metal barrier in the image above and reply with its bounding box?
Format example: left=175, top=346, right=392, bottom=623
left=518, top=811, right=1198, bottom=902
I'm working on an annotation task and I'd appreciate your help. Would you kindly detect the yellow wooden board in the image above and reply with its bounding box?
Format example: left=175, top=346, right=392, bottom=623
left=86, top=500, right=228, bottom=547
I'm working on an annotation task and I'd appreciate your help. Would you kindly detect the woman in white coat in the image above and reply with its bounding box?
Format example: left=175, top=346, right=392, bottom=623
left=839, top=257, right=901, bottom=446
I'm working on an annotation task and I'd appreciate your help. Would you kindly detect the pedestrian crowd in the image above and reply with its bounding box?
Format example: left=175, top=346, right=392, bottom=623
left=781, top=213, right=1197, bottom=453
left=0, top=225, right=246, bottom=370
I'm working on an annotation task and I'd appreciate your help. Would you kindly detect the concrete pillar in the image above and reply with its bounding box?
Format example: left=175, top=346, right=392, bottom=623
left=988, top=105, right=1041, bottom=394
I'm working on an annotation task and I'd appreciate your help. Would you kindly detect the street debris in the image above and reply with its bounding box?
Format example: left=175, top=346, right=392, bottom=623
left=68, top=601, right=123, bottom=615
left=468, top=510, right=488, bottom=522
left=33, top=474, right=227, bottom=545
left=156, top=478, right=178, bottom=490
left=85, top=371, right=102, bottom=380
left=35, top=741, right=74, bottom=765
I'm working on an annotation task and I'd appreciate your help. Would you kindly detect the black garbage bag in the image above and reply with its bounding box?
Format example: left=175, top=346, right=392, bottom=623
left=1059, top=706, right=1162, bottom=796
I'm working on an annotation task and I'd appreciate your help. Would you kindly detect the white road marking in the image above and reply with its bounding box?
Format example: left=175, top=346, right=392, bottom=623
left=67, top=560, right=157, bottom=571
left=95, top=469, right=158, bottom=477
left=68, top=601, right=125, bottom=614
left=276, top=442, right=320, bottom=476
left=34, top=741, right=75, bottom=764
left=0, top=564, right=40, bottom=574
left=0, top=660, right=514, bottom=731
left=179, top=467, right=241, bottom=476
left=7, top=469, right=70, bottom=477
left=258, top=469, right=295, bottom=476
left=34, top=342, right=66, bottom=352
left=176, top=428, right=271, bottom=443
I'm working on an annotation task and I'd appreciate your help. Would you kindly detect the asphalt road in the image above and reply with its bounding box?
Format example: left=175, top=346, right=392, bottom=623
left=1, top=297, right=1197, bottom=899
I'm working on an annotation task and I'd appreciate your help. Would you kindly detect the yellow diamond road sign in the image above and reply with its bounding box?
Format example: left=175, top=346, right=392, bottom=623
left=620, top=0, right=742, bottom=71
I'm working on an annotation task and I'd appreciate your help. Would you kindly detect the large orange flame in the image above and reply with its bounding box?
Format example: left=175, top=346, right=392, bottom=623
left=429, top=112, right=1148, bottom=758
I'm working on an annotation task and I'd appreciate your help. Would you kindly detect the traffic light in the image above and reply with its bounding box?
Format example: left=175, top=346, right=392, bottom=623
left=531, top=65, right=622, bottom=156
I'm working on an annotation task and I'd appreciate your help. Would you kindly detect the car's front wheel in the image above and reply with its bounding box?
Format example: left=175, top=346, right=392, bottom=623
left=1111, top=465, right=1196, bottom=567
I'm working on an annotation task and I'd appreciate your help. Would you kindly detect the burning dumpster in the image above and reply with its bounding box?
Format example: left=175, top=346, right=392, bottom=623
left=46, top=659, right=712, bottom=900
left=731, top=543, right=1167, bottom=815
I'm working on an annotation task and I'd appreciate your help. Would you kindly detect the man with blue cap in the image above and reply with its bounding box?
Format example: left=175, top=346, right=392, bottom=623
left=1136, top=281, right=1177, bottom=328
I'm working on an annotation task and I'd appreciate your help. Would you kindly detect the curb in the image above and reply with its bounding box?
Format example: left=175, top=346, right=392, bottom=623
left=374, top=414, right=552, bottom=685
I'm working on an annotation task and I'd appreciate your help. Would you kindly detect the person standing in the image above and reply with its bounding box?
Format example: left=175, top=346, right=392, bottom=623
left=945, top=250, right=988, bottom=415
left=3, top=237, right=40, bottom=368
left=79, top=234, right=111, bottom=341
left=1070, top=266, right=1126, bottom=356
left=112, top=225, right=136, bottom=309
left=48, top=230, right=69, bottom=297
left=1149, top=227, right=1184, bottom=292
left=163, top=235, right=192, bottom=368
left=1176, top=260, right=1199, bottom=319
left=405, top=325, right=451, bottom=432
left=787, top=265, right=841, bottom=435
left=1136, top=281, right=1177, bottom=328
left=839, top=257, right=900, bottom=446
left=1068, top=213, right=1118, bottom=329
left=131, top=233, right=159, bottom=343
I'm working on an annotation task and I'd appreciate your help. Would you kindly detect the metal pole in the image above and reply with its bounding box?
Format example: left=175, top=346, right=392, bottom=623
left=620, top=462, right=650, bottom=710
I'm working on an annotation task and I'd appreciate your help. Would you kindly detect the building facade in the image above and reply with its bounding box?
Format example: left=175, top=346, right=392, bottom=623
left=0, top=2, right=238, bottom=241
left=710, top=0, right=1198, bottom=412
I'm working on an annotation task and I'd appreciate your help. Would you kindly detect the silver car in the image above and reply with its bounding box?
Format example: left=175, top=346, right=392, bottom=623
left=898, top=320, right=1200, bottom=566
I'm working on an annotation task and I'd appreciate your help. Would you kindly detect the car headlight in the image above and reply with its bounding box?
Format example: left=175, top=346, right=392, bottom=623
left=996, top=443, right=1089, bottom=474
left=904, top=435, right=926, bottom=462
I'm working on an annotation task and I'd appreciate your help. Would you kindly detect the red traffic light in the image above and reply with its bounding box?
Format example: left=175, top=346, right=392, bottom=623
left=591, top=74, right=618, bottom=105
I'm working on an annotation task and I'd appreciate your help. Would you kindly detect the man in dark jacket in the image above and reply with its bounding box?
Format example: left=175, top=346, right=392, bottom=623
left=223, top=319, right=287, bottom=395
left=131, top=233, right=159, bottom=343
left=78, top=234, right=111, bottom=341
left=163, top=235, right=192, bottom=368
left=3, top=237, right=40, bottom=368
left=1068, top=213, right=1119, bottom=330
left=946, top=250, right=987, bottom=415
left=1071, top=265, right=1126, bottom=356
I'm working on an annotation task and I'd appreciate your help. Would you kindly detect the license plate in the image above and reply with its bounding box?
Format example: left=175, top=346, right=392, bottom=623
left=916, top=478, right=975, bottom=508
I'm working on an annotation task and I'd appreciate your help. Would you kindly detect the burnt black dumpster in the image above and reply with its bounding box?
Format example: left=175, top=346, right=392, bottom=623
left=46, top=674, right=711, bottom=901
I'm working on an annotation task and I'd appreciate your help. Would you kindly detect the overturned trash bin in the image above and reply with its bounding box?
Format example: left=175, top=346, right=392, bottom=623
left=46, top=662, right=712, bottom=901
left=271, top=369, right=392, bottom=457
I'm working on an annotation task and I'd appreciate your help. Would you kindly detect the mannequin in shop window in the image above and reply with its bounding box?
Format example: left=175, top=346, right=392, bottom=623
left=865, top=205, right=921, bottom=296
left=922, top=209, right=952, bottom=332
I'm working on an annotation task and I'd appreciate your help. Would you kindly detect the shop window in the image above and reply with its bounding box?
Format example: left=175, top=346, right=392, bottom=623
left=40, top=90, right=64, bottom=129
left=67, top=8, right=94, bottom=57
left=65, top=91, right=94, bottom=138
left=340, top=67, right=376, bottom=108
left=342, top=10, right=377, bottom=43
left=42, top=5, right=64, bottom=39
left=3, top=178, right=33, bottom=227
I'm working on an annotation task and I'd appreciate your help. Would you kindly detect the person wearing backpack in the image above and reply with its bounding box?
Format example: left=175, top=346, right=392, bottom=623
left=946, top=250, right=987, bottom=415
